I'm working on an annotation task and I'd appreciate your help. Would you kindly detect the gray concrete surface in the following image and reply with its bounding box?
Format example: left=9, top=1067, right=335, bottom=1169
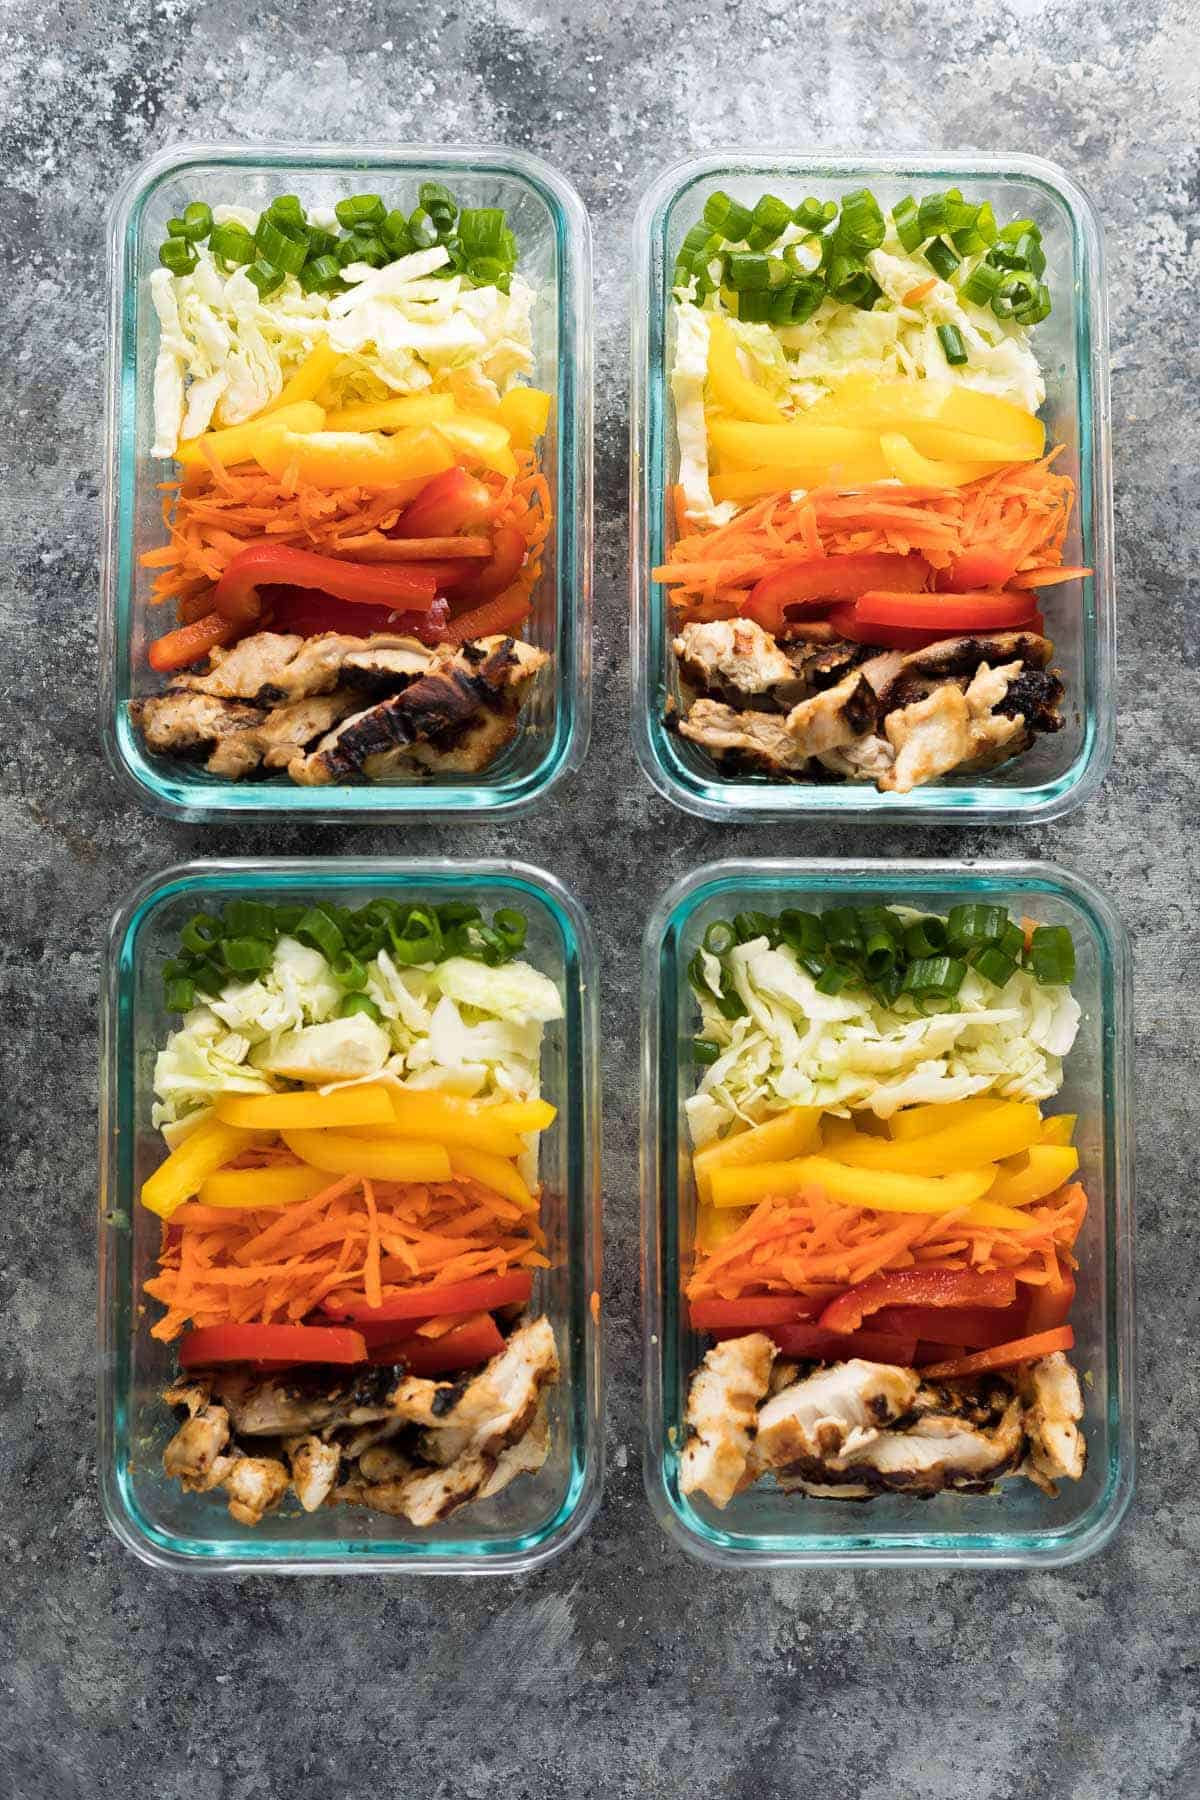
left=3, top=1, right=1199, bottom=1794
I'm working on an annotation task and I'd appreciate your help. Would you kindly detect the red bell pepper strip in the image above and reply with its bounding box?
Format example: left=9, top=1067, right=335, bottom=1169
left=147, top=609, right=236, bottom=673
left=265, top=588, right=450, bottom=645
left=824, top=603, right=953, bottom=651
left=689, top=1293, right=826, bottom=1332
left=321, top=1269, right=533, bottom=1324
left=919, top=1325, right=1074, bottom=1380
left=212, top=544, right=439, bottom=627
left=445, top=586, right=533, bottom=644
left=713, top=1323, right=918, bottom=1364
left=1024, top=1270, right=1077, bottom=1334
left=361, top=1313, right=506, bottom=1373
left=397, top=467, right=496, bottom=538
left=179, top=1322, right=367, bottom=1368
left=851, top=590, right=1042, bottom=633
left=870, top=1301, right=1031, bottom=1349
left=1007, top=565, right=1093, bottom=589
left=818, top=1268, right=1016, bottom=1336
left=936, top=549, right=1023, bottom=591
left=452, top=522, right=528, bottom=599
left=744, top=552, right=930, bottom=632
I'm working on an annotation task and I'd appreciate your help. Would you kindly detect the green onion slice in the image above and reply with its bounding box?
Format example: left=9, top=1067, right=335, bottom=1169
left=164, top=977, right=196, bottom=1013
left=892, top=196, right=923, bottom=252
left=703, top=920, right=738, bottom=958
left=209, top=221, right=256, bottom=268
left=903, top=955, right=967, bottom=997
left=335, top=193, right=385, bottom=229
left=924, top=237, right=961, bottom=280
left=182, top=202, right=214, bottom=241
left=247, top=259, right=285, bottom=297
left=703, top=190, right=753, bottom=240
left=1028, top=925, right=1075, bottom=986
left=339, top=993, right=382, bottom=1022
left=974, top=947, right=1017, bottom=988
left=938, top=322, right=968, bottom=366
left=693, top=1038, right=721, bottom=1066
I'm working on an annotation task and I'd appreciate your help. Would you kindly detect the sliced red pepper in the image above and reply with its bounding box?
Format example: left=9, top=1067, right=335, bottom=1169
left=852, top=590, right=1041, bottom=633
left=825, top=599, right=1046, bottom=651
left=818, top=1268, right=1016, bottom=1336
left=712, top=1323, right=918, bottom=1364
left=936, top=549, right=1023, bottom=591
left=744, top=552, right=930, bottom=633
left=264, top=588, right=450, bottom=644
left=147, top=610, right=236, bottom=673
left=321, top=1269, right=533, bottom=1324
left=362, top=1313, right=506, bottom=1373
left=870, top=1301, right=1030, bottom=1349
left=919, top=1326, right=1074, bottom=1380
left=689, top=1293, right=827, bottom=1332
left=1024, top=1270, right=1076, bottom=1334
left=397, top=467, right=496, bottom=538
left=451, top=522, right=528, bottom=600
left=444, top=585, right=532, bottom=645
left=1007, top=565, right=1092, bottom=589
left=179, top=1322, right=367, bottom=1368
left=212, top=543, right=439, bottom=628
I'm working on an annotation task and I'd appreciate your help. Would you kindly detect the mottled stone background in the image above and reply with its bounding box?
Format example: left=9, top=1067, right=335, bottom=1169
left=3, top=0, right=1199, bottom=1794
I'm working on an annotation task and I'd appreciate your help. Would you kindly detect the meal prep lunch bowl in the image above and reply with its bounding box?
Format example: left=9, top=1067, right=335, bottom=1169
left=99, top=859, right=602, bottom=1573
left=641, top=859, right=1133, bottom=1566
left=630, top=152, right=1114, bottom=822
left=102, top=143, right=591, bottom=821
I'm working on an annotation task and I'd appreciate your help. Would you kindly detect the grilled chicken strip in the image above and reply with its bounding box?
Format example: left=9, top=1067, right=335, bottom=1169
left=221, top=1455, right=291, bottom=1527
left=162, top=1380, right=291, bottom=1524
left=284, top=1435, right=343, bottom=1512
left=132, top=688, right=360, bottom=779
left=168, top=630, right=432, bottom=705
left=405, top=1315, right=559, bottom=1463
left=674, top=618, right=809, bottom=708
left=1018, top=1353, right=1086, bottom=1491
left=879, top=664, right=1027, bottom=793
left=348, top=1398, right=551, bottom=1525
left=208, top=1365, right=398, bottom=1437
left=753, top=1360, right=920, bottom=1474
left=679, top=1332, right=777, bottom=1509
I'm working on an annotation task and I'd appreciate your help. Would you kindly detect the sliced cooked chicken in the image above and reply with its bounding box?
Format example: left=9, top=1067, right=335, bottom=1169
left=477, top=1400, right=550, bottom=1499
left=754, top=1359, right=920, bottom=1472
left=1018, top=1353, right=1086, bottom=1491
left=162, top=1382, right=232, bottom=1491
left=284, top=1435, right=343, bottom=1512
left=170, top=630, right=431, bottom=704
left=879, top=676, right=1026, bottom=794
left=868, top=631, right=1054, bottom=713
left=679, top=1332, right=777, bottom=1509
left=209, top=1366, right=397, bottom=1436
left=833, top=1398, right=1025, bottom=1494
left=353, top=1396, right=551, bottom=1525
left=357, top=1443, right=415, bottom=1484
left=205, top=693, right=361, bottom=779
left=132, top=691, right=268, bottom=758
left=221, top=1454, right=291, bottom=1527
left=674, top=618, right=805, bottom=707
left=678, top=665, right=877, bottom=775
left=408, top=1315, right=559, bottom=1463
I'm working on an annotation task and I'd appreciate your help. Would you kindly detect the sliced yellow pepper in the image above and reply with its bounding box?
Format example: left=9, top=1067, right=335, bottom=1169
left=487, top=1098, right=558, bottom=1134
left=709, top=1155, right=997, bottom=1212
left=900, top=421, right=1039, bottom=465
left=323, top=393, right=457, bottom=432
left=880, top=431, right=1011, bottom=489
left=280, top=1129, right=450, bottom=1183
left=252, top=423, right=455, bottom=491
left=987, top=1143, right=1080, bottom=1208
left=889, top=1095, right=1009, bottom=1140
left=709, top=465, right=826, bottom=504
left=706, top=314, right=784, bottom=424
left=448, top=1145, right=537, bottom=1213
left=498, top=386, right=553, bottom=449
left=384, top=1089, right=527, bottom=1157
left=823, top=1102, right=1042, bottom=1177
left=140, top=1118, right=262, bottom=1218
left=802, top=378, right=1045, bottom=457
left=1040, top=1113, right=1077, bottom=1147
left=176, top=401, right=325, bottom=469
left=198, top=1164, right=332, bottom=1210
left=695, top=1202, right=750, bottom=1253
left=937, top=385, right=1046, bottom=456
left=213, top=1083, right=396, bottom=1130
left=262, top=340, right=343, bottom=414
left=708, top=417, right=881, bottom=470
left=693, top=1106, right=822, bottom=1204
left=436, top=412, right=517, bottom=476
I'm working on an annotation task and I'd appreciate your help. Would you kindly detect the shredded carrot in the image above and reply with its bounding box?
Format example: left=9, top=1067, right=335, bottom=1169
left=655, top=452, right=1077, bottom=622
left=146, top=1164, right=545, bottom=1339
left=686, top=1182, right=1087, bottom=1303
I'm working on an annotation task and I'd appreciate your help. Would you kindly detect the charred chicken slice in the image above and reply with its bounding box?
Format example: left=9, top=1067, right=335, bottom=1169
left=679, top=1332, right=777, bottom=1509
left=167, top=630, right=432, bottom=705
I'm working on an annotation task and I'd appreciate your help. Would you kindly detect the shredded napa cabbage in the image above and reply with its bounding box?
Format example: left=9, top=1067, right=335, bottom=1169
left=150, top=209, right=536, bottom=456
left=685, top=918, right=1081, bottom=1149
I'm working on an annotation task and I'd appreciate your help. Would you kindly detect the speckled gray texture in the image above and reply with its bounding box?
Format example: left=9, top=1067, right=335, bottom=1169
left=2, top=1, right=1199, bottom=1794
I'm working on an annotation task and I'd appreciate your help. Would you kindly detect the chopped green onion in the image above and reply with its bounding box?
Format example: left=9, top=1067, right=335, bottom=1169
left=180, top=914, right=220, bottom=957
left=918, top=193, right=952, bottom=238
left=254, top=211, right=309, bottom=273
left=209, top=221, right=256, bottom=268
left=1028, top=925, right=1075, bottom=986
left=435, top=900, right=482, bottom=930
left=733, top=910, right=777, bottom=945
left=924, top=237, right=961, bottom=280
left=339, top=993, right=382, bottom=1022
left=338, top=229, right=388, bottom=268
left=408, top=208, right=439, bottom=250
left=793, top=196, right=838, bottom=233
left=703, top=920, right=737, bottom=957
left=269, top=195, right=305, bottom=225
left=946, top=904, right=1009, bottom=951
left=892, top=196, right=923, bottom=252
left=823, top=908, right=863, bottom=959
left=221, top=936, right=274, bottom=975
left=835, top=187, right=887, bottom=255
left=960, top=260, right=1006, bottom=306
left=997, top=217, right=1039, bottom=243
left=746, top=193, right=793, bottom=249
left=779, top=909, right=826, bottom=959
left=713, top=979, right=748, bottom=1021
left=724, top=251, right=771, bottom=291
left=938, top=322, right=968, bottom=366
left=904, top=916, right=947, bottom=959
left=871, top=968, right=906, bottom=1007
left=815, top=962, right=856, bottom=995
left=336, top=193, right=385, bottom=229
left=159, top=238, right=198, bottom=274
left=164, top=977, right=196, bottom=1013
left=300, top=254, right=343, bottom=294
left=1012, top=280, right=1052, bottom=325
left=380, top=209, right=414, bottom=255
left=693, top=1038, right=721, bottom=1066
left=387, top=903, right=443, bottom=966
left=974, top=947, right=1018, bottom=988
left=166, top=217, right=190, bottom=238
left=825, top=253, right=880, bottom=308
left=247, top=259, right=285, bottom=297
left=681, top=223, right=719, bottom=259
left=332, top=949, right=367, bottom=990
left=494, top=908, right=527, bottom=953
left=295, top=906, right=344, bottom=962
left=903, top=955, right=967, bottom=997
left=771, top=279, right=824, bottom=325
left=999, top=920, right=1025, bottom=961
left=181, top=202, right=213, bottom=241
left=703, top=191, right=754, bottom=240
left=735, top=290, right=772, bottom=322
left=305, top=225, right=338, bottom=261
left=458, top=207, right=505, bottom=258
left=862, top=929, right=898, bottom=981
left=419, top=181, right=457, bottom=225
left=225, top=900, right=276, bottom=939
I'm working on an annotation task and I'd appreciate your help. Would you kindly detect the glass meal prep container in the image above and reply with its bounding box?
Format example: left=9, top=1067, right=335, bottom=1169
left=630, top=152, right=1114, bottom=823
left=641, top=859, right=1134, bottom=1567
left=101, top=143, right=592, bottom=821
left=99, top=858, right=602, bottom=1574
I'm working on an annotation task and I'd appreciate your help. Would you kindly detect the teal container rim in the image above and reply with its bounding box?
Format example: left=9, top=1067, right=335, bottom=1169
left=629, top=151, right=1116, bottom=823
left=100, top=142, right=592, bottom=822
left=640, top=857, right=1136, bottom=1567
left=99, top=857, right=604, bottom=1573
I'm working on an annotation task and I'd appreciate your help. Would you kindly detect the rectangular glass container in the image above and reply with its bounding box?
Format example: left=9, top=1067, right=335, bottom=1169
left=99, top=859, right=602, bottom=1573
left=642, top=859, right=1134, bottom=1566
left=630, top=153, right=1114, bottom=823
left=102, top=143, right=591, bottom=821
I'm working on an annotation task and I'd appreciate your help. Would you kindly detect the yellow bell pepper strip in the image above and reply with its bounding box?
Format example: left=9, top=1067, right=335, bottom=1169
left=880, top=431, right=1010, bottom=489
left=937, top=385, right=1046, bottom=456
left=323, top=393, right=457, bottom=431
left=377, top=1089, right=529, bottom=1158
left=280, top=1129, right=451, bottom=1183
left=213, top=1084, right=396, bottom=1131
left=709, top=1155, right=998, bottom=1213
left=823, top=1102, right=1043, bottom=1177
left=487, top=1098, right=558, bottom=1133
left=198, top=1164, right=332, bottom=1210
left=252, top=423, right=455, bottom=491
left=693, top=1106, right=822, bottom=1205
left=889, top=1095, right=1009, bottom=1140
left=708, top=417, right=882, bottom=470
left=900, top=422, right=1038, bottom=465
left=1040, top=1113, right=1077, bottom=1147
left=498, top=386, right=553, bottom=449
left=436, top=412, right=517, bottom=477
left=987, top=1143, right=1080, bottom=1208
left=706, top=314, right=784, bottom=424
left=262, top=340, right=343, bottom=414
left=804, top=378, right=1046, bottom=457
left=175, top=401, right=325, bottom=470
left=140, top=1119, right=262, bottom=1219
left=709, top=466, right=828, bottom=504
left=448, top=1145, right=537, bottom=1213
